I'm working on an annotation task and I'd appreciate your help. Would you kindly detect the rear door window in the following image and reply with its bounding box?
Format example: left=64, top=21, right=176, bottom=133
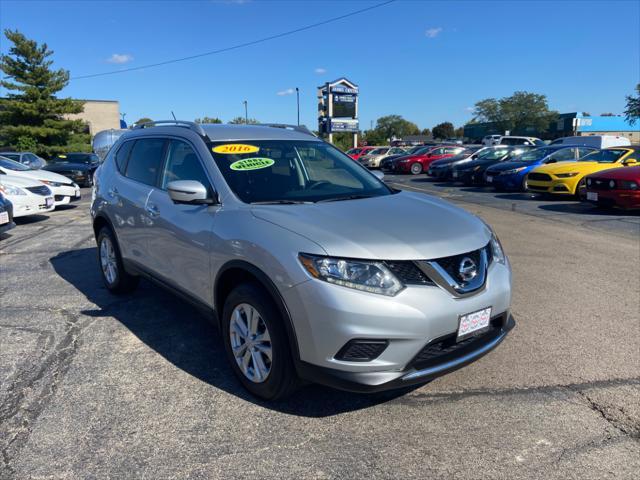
left=124, top=138, right=167, bottom=186
left=115, top=140, right=135, bottom=173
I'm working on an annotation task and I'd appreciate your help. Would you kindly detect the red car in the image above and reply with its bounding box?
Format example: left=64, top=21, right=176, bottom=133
left=392, top=145, right=467, bottom=175
left=346, top=146, right=377, bottom=161
left=584, top=165, right=640, bottom=210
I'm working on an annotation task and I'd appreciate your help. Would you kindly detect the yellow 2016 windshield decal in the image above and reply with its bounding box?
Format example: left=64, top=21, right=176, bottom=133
left=230, top=157, right=274, bottom=171
left=212, top=144, right=260, bottom=155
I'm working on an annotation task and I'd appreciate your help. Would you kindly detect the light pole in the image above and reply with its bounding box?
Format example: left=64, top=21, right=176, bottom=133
left=296, top=87, right=300, bottom=126
left=243, top=100, right=248, bottom=124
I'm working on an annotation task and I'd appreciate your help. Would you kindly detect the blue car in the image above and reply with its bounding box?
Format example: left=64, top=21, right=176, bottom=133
left=484, top=145, right=598, bottom=191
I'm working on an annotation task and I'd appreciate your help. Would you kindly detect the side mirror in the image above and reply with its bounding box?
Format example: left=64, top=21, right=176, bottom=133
left=372, top=170, right=385, bottom=181
left=167, top=180, right=215, bottom=205
left=622, top=158, right=638, bottom=166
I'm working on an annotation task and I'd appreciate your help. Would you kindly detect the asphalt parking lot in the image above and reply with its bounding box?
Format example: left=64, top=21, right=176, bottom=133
left=1, top=184, right=638, bottom=479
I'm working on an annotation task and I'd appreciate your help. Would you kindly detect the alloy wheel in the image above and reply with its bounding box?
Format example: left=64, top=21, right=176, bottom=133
left=99, top=236, right=118, bottom=285
left=229, top=303, right=272, bottom=383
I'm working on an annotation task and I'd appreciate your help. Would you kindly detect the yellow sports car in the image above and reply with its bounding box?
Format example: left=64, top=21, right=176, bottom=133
left=527, top=146, right=639, bottom=196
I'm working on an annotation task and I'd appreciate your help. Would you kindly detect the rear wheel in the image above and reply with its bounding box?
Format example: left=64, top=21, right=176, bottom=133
left=222, top=283, right=298, bottom=400
left=97, top=227, right=139, bottom=294
left=410, top=163, right=423, bottom=175
left=576, top=178, right=587, bottom=199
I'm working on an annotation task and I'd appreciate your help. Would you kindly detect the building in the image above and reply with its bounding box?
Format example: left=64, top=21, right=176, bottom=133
left=464, top=112, right=639, bottom=143
left=65, top=100, right=121, bottom=137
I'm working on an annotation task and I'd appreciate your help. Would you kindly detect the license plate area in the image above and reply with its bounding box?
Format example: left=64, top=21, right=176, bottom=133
left=587, top=191, right=598, bottom=201
left=486, top=176, right=493, bottom=183
left=45, top=197, right=54, bottom=208
left=457, top=307, right=492, bottom=342
left=0, top=211, right=8, bottom=224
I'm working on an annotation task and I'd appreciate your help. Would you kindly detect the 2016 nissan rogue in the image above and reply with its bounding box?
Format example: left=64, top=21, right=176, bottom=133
left=91, top=121, right=515, bottom=400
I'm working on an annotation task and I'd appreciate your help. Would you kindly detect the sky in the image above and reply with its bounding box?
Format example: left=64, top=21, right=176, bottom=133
left=1, top=0, right=639, bottom=131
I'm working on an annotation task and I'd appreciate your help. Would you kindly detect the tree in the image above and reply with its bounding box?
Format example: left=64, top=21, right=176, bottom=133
left=420, top=128, right=431, bottom=137
left=454, top=127, right=465, bottom=138
left=361, top=129, right=386, bottom=146
left=0, top=29, right=89, bottom=157
left=195, top=116, right=222, bottom=124
left=432, top=122, right=455, bottom=139
left=624, top=83, right=640, bottom=126
left=373, top=115, right=419, bottom=141
left=134, top=117, right=153, bottom=126
left=229, top=116, right=259, bottom=124
left=472, top=91, right=558, bottom=135
left=331, top=132, right=357, bottom=152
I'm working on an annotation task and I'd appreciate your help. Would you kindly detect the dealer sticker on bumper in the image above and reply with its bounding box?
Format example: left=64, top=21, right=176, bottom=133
left=457, top=307, right=492, bottom=342
left=486, top=176, right=493, bottom=183
left=45, top=197, right=54, bottom=208
left=0, top=211, right=8, bottom=225
left=587, top=192, right=598, bottom=201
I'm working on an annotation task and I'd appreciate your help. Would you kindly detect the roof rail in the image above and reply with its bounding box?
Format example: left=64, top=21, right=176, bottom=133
left=260, top=123, right=317, bottom=137
left=133, top=120, right=209, bottom=139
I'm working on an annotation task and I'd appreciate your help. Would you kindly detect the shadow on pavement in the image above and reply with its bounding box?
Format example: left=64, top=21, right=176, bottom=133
left=537, top=203, right=638, bottom=217
left=14, top=214, right=51, bottom=225
left=50, top=247, right=418, bottom=417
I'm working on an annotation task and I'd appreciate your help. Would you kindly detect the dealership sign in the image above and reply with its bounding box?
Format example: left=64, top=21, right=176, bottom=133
left=330, top=119, right=359, bottom=132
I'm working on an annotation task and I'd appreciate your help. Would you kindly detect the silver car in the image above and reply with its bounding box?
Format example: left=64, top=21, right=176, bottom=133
left=91, top=121, right=514, bottom=400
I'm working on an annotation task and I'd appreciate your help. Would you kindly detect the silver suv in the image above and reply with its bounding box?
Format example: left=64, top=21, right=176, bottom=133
left=91, top=121, right=514, bottom=400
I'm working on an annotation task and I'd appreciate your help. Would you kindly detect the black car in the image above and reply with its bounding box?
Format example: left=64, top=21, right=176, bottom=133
left=0, top=191, right=16, bottom=236
left=452, top=146, right=533, bottom=185
left=426, top=146, right=486, bottom=179
left=43, top=152, right=100, bottom=187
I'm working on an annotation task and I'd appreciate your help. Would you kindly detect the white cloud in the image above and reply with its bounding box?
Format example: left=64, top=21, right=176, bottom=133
left=465, top=106, right=474, bottom=112
left=425, top=27, right=443, bottom=39
left=277, top=88, right=295, bottom=96
left=107, top=53, right=133, bottom=64
left=314, top=67, right=327, bottom=74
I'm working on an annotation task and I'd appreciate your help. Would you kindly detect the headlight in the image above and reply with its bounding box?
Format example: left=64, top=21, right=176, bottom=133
left=618, top=180, right=638, bottom=190
left=587, top=178, right=592, bottom=186
left=490, top=233, right=506, bottom=264
left=555, top=172, right=579, bottom=178
left=72, top=170, right=83, bottom=175
left=474, top=166, right=481, bottom=171
left=501, top=167, right=526, bottom=175
left=298, top=253, right=404, bottom=296
left=0, top=184, right=27, bottom=196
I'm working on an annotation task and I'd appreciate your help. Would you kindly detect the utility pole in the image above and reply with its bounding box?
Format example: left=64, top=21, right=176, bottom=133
left=296, top=87, right=300, bottom=126
left=243, top=100, right=248, bottom=124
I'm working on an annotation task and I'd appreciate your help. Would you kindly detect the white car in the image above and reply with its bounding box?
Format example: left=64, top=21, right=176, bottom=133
left=0, top=175, right=55, bottom=218
left=0, top=156, right=80, bottom=207
left=358, top=147, right=407, bottom=168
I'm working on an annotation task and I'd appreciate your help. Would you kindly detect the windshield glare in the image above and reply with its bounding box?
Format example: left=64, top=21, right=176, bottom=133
left=52, top=153, right=98, bottom=164
left=369, top=148, right=389, bottom=155
left=579, top=149, right=627, bottom=163
left=208, top=140, right=394, bottom=204
left=478, top=149, right=509, bottom=160
left=0, top=157, right=32, bottom=171
left=514, top=148, right=554, bottom=162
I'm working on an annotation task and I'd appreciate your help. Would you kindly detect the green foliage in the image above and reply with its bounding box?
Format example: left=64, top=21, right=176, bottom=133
left=331, top=132, right=356, bottom=151
left=472, top=91, right=558, bottom=135
left=195, top=116, right=222, bottom=124
left=454, top=127, right=465, bottom=138
left=361, top=128, right=387, bottom=146
left=229, top=116, right=259, bottom=124
left=421, top=128, right=431, bottom=137
left=432, top=122, right=455, bottom=139
left=134, top=117, right=153, bottom=126
left=624, top=84, right=640, bottom=126
left=0, top=29, right=90, bottom=157
left=374, top=115, right=420, bottom=141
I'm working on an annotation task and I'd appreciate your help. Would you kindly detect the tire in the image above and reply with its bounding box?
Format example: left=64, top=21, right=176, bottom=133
left=575, top=178, right=587, bottom=199
left=97, top=227, right=139, bottom=294
left=221, top=282, right=298, bottom=400
left=410, top=163, right=423, bottom=175
left=84, top=172, right=93, bottom=188
left=521, top=177, right=528, bottom=192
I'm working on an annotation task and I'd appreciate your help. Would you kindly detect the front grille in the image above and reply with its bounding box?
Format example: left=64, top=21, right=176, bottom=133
left=335, top=339, right=389, bottom=362
left=25, top=185, right=51, bottom=196
left=385, top=261, right=434, bottom=285
left=410, top=313, right=507, bottom=369
left=528, top=172, right=551, bottom=182
left=432, top=247, right=484, bottom=282
left=527, top=184, right=548, bottom=192
left=587, top=178, right=614, bottom=191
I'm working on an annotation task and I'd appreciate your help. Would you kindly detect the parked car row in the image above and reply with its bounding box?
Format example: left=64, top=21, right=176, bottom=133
left=0, top=155, right=83, bottom=223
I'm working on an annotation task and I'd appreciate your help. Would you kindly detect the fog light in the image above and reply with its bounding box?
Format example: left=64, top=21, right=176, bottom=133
left=335, top=339, right=389, bottom=362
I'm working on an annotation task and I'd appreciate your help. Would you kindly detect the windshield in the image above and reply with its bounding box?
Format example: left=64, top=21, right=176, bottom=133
left=579, top=149, right=627, bottom=163
left=0, top=157, right=32, bottom=171
left=208, top=140, right=394, bottom=204
left=513, top=148, right=555, bottom=162
left=51, top=153, right=99, bottom=164
left=369, top=148, right=389, bottom=155
left=477, top=148, right=510, bottom=160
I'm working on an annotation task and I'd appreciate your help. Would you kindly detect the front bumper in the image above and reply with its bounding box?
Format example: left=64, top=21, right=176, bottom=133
left=10, top=194, right=55, bottom=217
left=527, top=177, right=579, bottom=195
left=487, top=172, right=523, bottom=190
left=296, top=314, right=515, bottom=392
left=585, top=189, right=640, bottom=210
left=50, top=184, right=81, bottom=206
left=282, top=260, right=512, bottom=391
left=428, top=166, right=451, bottom=179
left=0, top=205, right=15, bottom=234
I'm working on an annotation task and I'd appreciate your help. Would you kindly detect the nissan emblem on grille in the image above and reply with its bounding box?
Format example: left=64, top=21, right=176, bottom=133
left=458, top=257, right=477, bottom=282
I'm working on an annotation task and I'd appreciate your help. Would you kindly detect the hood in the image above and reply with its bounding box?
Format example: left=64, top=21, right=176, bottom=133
left=8, top=168, right=74, bottom=184
left=535, top=161, right=598, bottom=174
left=487, top=161, right=531, bottom=173
left=0, top=174, right=47, bottom=188
left=251, top=191, right=490, bottom=260
left=588, top=165, right=640, bottom=181
left=45, top=162, right=92, bottom=171
left=430, top=156, right=461, bottom=167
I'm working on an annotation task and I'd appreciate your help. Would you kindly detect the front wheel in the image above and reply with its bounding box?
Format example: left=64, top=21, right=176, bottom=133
left=97, top=227, right=139, bottom=294
left=410, top=163, right=423, bottom=175
left=222, top=283, right=298, bottom=400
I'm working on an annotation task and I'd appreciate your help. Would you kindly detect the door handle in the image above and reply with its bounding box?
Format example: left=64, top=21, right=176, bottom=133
left=145, top=204, right=160, bottom=217
left=107, top=187, right=118, bottom=198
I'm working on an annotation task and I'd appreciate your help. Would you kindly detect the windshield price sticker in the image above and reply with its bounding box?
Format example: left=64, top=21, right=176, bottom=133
left=213, top=144, right=260, bottom=155
left=230, top=157, right=275, bottom=171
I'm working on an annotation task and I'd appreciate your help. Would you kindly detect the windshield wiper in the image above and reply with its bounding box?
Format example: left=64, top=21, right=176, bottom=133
left=250, top=200, right=313, bottom=205
left=316, top=194, right=376, bottom=203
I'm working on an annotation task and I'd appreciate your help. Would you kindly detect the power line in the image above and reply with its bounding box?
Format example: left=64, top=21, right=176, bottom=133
left=71, top=0, right=396, bottom=81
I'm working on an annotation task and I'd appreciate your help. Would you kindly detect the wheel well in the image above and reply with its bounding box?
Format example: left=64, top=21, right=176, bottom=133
left=93, top=215, right=110, bottom=239
left=215, top=267, right=261, bottom=316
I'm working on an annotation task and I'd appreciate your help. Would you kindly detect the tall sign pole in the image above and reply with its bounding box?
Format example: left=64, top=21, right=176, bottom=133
left=318, top=78, right=359, bottom=148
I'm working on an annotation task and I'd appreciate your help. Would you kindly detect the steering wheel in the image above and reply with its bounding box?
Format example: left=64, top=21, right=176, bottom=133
left=308, top=181, right=332, bottom=190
